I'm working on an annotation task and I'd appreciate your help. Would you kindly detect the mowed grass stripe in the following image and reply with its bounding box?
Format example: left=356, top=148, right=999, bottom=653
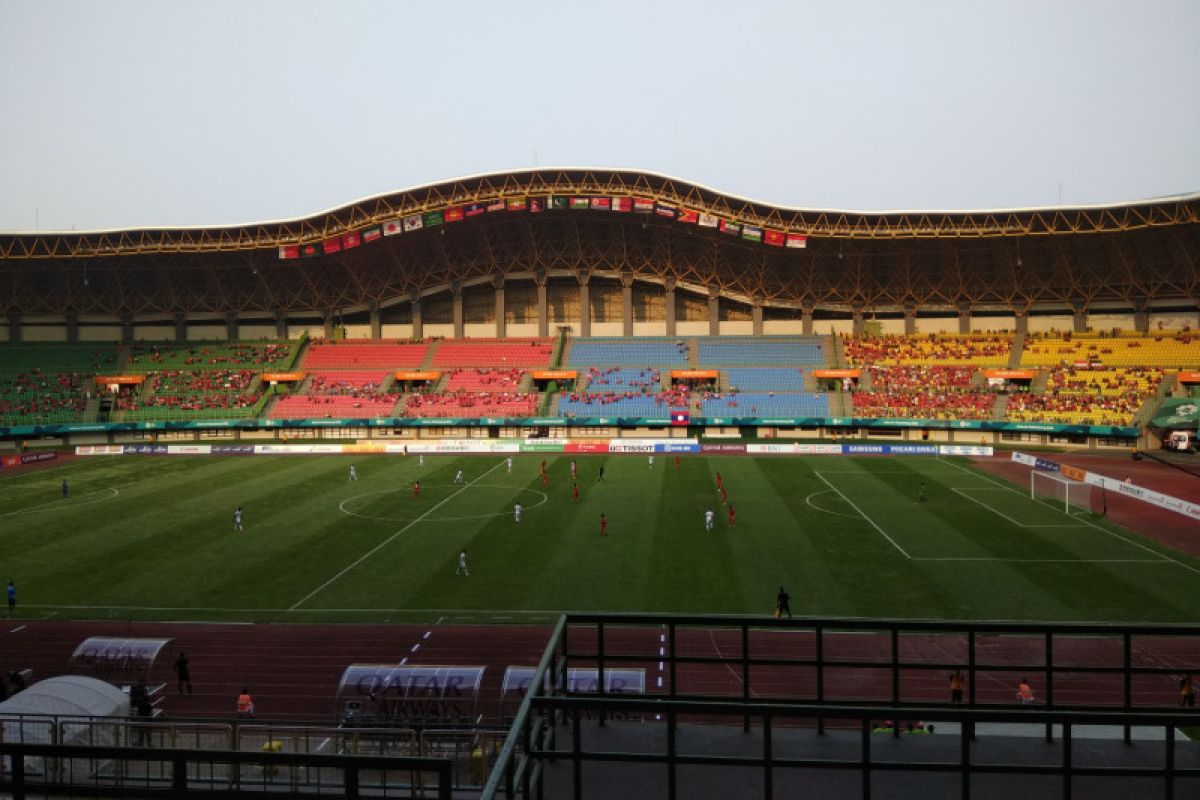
left=4, top=454, right=1200, bottom=623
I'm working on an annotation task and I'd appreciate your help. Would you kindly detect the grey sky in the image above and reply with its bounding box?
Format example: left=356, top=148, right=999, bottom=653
left=1, top=0, right=1198, bottom=231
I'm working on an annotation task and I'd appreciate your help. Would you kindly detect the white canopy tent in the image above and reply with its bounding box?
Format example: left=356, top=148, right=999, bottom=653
left=0, top=676, right=131, bottom=773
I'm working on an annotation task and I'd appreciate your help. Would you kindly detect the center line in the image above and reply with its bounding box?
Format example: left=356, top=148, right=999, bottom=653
left=289, top=460, right=506, bottom=610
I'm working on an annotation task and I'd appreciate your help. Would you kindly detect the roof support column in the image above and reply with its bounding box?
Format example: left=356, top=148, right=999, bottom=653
left=536, top=275, right=548, bottom=338
left=411, top=292, right=423, bottom=340
left=904, top=305, right=917, bottom=335
left=369, top=302, right=382, bottom=339
left=664, top=278, right=677, bottom=338
left=957, top=302, right=971, bottom=334
left=175, top=312, right=188, bottom=342
left=66, top=311, right=79, bottom=344
left=621, top=274, right=633, bottom=338
left=6, top=312, right=20, bottom=343
left=1131, top=298, right=1149, bottom=334
left=751, top=300, right=763, bottom=336
left=802, top=307, right=814, bottom=336
left=322, top=309, right=335, bottom=340
left=121, top=314, right=134, bottom=345
left=494, top=276, right=506, bottom=339
left=579, top=275, right=591, bottom=338
left=1071, top=301, right=1087, bottom=334
left=274, top=309, right=287, bottom=340
left=452, top=282, right=464, bottom=339
left=1014, top=309, right=1029, bottom=336
left=851, top=304, right=864, bottom=336
left=225, top=311, right=239, bottom=342
left=708, top=286, right=719, bottom=336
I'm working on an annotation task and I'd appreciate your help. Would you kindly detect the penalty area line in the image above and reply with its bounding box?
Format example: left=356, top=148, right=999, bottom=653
left=289, top=459, right=506, bottom=611
left=815, top=471, right=912, bottom=559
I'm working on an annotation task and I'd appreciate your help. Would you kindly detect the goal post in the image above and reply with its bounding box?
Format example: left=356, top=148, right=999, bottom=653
left=1030, top=470, right=1096, bottom=515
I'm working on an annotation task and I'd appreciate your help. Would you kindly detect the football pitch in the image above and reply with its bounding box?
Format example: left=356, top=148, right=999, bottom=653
left=3, top=453, right=1198, bottom=625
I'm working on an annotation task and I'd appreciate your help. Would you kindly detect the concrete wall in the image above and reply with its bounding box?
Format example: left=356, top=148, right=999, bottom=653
left=78, top=326, right=123, bottom=341
left=633, top=322, right=665, bottom=337
left=185, top=325, right=226, bottom=340
left=677, top=321, right=708, bottom=336
left=239, top=324, right=278, bottom=340
left=1027, top=315, right=1073, bottom=333
left=719, top=321, right=754, bottom=336
left=381, top=324, right=415, bottom=339
left=763, top=320, right=805, bottom=335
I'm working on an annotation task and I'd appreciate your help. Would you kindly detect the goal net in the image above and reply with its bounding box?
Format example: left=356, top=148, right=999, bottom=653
left=1030, top=470, right=1096, bottom=515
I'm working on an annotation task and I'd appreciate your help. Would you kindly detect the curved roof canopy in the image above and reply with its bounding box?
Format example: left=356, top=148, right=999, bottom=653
left=0, top=675, right=131, bottom=718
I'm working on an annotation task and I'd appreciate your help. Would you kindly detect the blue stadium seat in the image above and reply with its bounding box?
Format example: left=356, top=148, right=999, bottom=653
left=568, top=338, right=689, bottom=367
left=725, top=368, right=807, bottom=391
left=696, top=337, right=824, bottom=366
left=700, top=392, right=828, bottom=417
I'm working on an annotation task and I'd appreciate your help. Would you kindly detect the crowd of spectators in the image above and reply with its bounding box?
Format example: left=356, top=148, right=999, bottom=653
left=583, top=367, right=662, bottom=392
left=1004, top=366, right=1165, bottom=425
left=402, top=391, right=537, bottom=418
left=0, top=370, right=88, bottom=421
left=444, top=368, right=525, bottom=392
left=308, top=372, right=395, bottom=397
left=844, top=333, right=1013, bottom=365
left=128, top=342, right=292, bottom=368
left=852, top=391, right=995, bottom=420
left=563, top=382, right=689, bottom=409
left=116, top=370, right=262, bottom=413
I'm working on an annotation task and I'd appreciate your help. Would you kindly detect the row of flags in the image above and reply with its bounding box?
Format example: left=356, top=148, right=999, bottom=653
left=278, top=196, right=809, bottom=259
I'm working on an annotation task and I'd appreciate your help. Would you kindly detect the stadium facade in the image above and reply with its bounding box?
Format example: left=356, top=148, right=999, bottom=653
left=1, top=168, right=1197, bottom=343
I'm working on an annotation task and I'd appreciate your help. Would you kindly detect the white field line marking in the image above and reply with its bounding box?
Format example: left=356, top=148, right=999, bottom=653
left=942, top=460, right=1195, bottom=575
left=290, top=460, right=506, bottom=610
left=814, top=471, right=912, bottom=559
left=805, top=490, right=860, bottom=520
left=8, top=625, right=26, bottom=633
left=2, top=487, right=119, bottom=515
left=912, top=557, right=1172, bottom=563
left=950, top=487, right=1089, bottom=529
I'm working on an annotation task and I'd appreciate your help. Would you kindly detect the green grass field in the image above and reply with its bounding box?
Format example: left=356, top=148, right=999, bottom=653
left=3, top=453, right=1199, bottom=625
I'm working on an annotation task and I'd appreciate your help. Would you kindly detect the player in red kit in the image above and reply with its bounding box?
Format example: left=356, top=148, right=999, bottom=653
left=572, top=483, right=580, bottom=503
left=674, top=455, right=680, bottom=470
left=599, top=513, right=607, bottom=537
left=412, top=481, right=421, bottom=499
left=728, top=504, right=735, bottom=527
left=720, top=486, right=728, bottom=505
left=542, top=472, right=549, bottom=489
left=715, top=472, right=723, bottom=490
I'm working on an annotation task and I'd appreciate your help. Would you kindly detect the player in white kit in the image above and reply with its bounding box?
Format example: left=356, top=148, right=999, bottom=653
left=514, top=503, right=523, bottom=523
left=704, top=508, right=714, bottom=531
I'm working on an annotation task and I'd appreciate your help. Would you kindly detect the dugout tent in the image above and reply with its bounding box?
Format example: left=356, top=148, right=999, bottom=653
left=336, top=665, right=485, bottom=727
left=0, top=675, right=131, bottom=772
left=67, top=636, right=173, bottom=683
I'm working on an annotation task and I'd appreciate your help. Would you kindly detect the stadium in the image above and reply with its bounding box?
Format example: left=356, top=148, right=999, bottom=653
left=1, top=168, right=1199, bottom=798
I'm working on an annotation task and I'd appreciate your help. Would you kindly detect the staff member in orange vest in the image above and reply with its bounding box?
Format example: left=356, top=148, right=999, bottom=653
left=1017, top=678, right=1035, bottom=705
left=236, top=688, right=255, bottom=718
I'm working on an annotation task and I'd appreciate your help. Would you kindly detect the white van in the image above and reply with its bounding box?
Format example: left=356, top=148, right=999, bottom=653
left=1166, top=430, right=1196, bottom=453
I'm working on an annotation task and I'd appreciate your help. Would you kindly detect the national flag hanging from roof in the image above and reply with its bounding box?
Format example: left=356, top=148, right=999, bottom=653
left=403, top=214, right=423, bottom=232
left=487, top=199, right=506, bottom=212
left=300, top=243, right=321, bottom=258
left=633, top=197, right=654, bottom=213
left=383, top=219, right=403, bottom=236
left=719, top=219, right=741, bottom=235
left=423, top=210, right=443, bottom=227
left=322, top=237, right=342, bottom=254
left=698, top=212, right=719, bottom=228
left=763, top=230, right=785, bottom=247
left=549, top=196, right=569, bottom=210
left=612, top=196, right=632, bottom=212
left=444, top=206, right=465, bottom=223
left=786, top=233, right=808, bottom=249
left=570, top=197, right=590, bottom=210
left=465, top=203, right=487, bottom=217
left=655, top=202, right=677, bottom=218
left=741, top=225, right=763, bottom=243
left=590, top=197, right=611, bottom=211
left=278, top=245, right=299, bottom=260
left=676, top=208, right=698, bottom=224
left=341, top=231, right=362, bottom=249
left=507, top=197, right=527, bottom=211
left=362, top=227, right=382, bottom=243
left=670, top=410, right=690, bottom=426
left=529, top=196, right=544, bottom=213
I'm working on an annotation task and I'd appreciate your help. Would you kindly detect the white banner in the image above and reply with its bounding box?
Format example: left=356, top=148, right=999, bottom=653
left=387, top=440, right=521, bottom=454
left=75, top=445, right=125, bottom=456
left=938, top=445, right=994, bottom=456
left=166, top=445, right=212, bottom=455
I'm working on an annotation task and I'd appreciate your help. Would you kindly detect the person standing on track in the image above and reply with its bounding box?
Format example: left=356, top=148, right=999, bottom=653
left=775, top=587, right=792, bottom=619
left=236, top=688, right=255, bottom=718
left=949, top=670, right=965, bottom=704
left=5, top=581, right=14, bottom=618
left=174, top=652, right=193, bottom=696
left=1017, top=678, right=1035, bottom=704
left=1180, top=675, right=1195, bottom=707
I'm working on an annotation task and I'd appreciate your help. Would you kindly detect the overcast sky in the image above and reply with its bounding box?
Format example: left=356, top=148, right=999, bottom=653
left=1, top=0, right=1198, bottom=231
